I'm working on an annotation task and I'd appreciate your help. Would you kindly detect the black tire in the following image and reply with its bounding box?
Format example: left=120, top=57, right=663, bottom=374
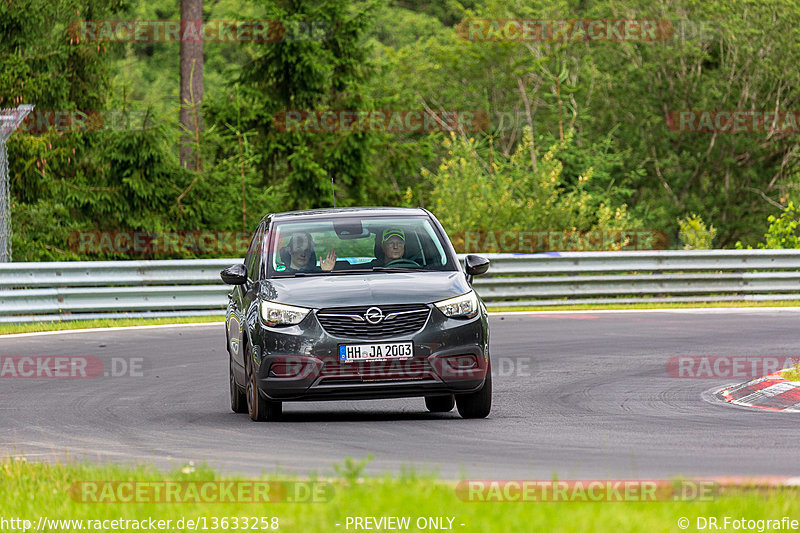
left=425, top=394, right=455, bottom=413
left=245, top=345, right=282, bottom=422
left=230, top=351, right=247, bottom=414
left=455, top=362, right=492, bottom=419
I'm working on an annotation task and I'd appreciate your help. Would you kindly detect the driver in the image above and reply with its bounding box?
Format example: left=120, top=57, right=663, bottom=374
left=372, top=227, right=407, bottom=266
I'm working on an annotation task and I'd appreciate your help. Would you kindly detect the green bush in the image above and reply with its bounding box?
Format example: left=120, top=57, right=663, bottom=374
left=425, top=129, right=641, bottom=250
left=762, top=202, right=800, bottom=249
left=677, top=214, right=716, bottom=250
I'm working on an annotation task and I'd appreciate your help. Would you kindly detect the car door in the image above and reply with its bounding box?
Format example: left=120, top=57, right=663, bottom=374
left=229, top=221, right=264, bottom=369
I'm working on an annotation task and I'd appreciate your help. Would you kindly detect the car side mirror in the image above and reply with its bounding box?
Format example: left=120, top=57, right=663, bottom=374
left=220, top=263, right=248, bottom=285
left=465, top=254, right=490, bottom=277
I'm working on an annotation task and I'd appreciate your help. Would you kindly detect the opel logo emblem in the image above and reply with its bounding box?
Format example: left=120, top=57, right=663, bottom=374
left=365, top=307, right=384, bottom=324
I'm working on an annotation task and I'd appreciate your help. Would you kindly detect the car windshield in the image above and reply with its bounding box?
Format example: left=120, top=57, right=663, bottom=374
left=265, top=216, right=457, bottom=277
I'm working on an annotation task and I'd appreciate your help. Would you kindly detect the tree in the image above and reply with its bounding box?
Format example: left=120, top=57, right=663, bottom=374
left=209, top=0, right=381, bottom=210
left=0, top=0, right=127, bottom=260
left=180, top=0, right=204, bottom=170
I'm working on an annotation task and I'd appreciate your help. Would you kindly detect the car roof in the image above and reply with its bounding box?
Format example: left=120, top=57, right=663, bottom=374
left=265, top=207, right=429, bottom=223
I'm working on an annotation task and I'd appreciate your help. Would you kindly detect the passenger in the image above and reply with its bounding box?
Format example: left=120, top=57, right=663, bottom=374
left=280, top=232, right=336, bottom=273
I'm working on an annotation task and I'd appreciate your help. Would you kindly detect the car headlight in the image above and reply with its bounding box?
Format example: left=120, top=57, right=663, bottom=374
left=260, top=301, right=310, bottom=327
left=435, top=290, right=479, bottom=319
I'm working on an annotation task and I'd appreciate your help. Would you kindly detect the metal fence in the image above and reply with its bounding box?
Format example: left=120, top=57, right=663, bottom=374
left=2, top=250, right=800, bottom=322
left=0, top=105, right=34, bottom=263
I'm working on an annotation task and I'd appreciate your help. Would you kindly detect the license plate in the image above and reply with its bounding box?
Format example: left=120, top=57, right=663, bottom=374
left=339, top=342, right=413, bottom=362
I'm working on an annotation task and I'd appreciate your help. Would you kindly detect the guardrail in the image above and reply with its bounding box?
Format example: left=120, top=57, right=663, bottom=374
left=2, top=250, right=800, bottom=322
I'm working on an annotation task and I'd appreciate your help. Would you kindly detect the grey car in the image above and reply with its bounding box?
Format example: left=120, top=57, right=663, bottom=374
left=221, top=207, right=491, bottom=421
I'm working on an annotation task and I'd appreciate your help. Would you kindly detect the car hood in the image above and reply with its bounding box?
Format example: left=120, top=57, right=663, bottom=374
left=258, top=272, right=471, bottom=308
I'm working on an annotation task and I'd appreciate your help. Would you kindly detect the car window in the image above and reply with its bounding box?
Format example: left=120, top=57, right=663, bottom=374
left=265, top=216, right=456, bottom=277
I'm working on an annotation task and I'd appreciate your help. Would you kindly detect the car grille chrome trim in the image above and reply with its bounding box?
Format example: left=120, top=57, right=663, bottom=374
left=384, top=309, right=429, bottom=320
left=316, top=304, right=431, bottom=339
left=316, top=313, right=365, bottom=322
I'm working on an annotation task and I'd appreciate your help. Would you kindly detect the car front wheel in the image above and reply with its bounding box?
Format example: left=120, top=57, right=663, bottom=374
left=245, top=344, right=282, bottom=422
left=455, top=362, right=492, bottom=419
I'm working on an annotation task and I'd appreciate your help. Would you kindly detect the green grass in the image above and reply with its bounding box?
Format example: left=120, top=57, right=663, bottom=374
left=0, top=315, right=225, bottom=335
left=2, top=457, right=799, bottom=533
left=3, top=300, right=800, bottom=336
left=781, top=359, right=800, bottom=381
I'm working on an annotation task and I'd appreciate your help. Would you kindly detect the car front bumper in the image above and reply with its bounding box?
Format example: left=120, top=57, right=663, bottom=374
left=251, top=306, right=489, bottom=401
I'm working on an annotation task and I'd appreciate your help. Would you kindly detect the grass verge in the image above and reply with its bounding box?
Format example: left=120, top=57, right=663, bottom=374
left=781, top=360, right=800, bottom=381
left=2, top=457, right=800, bottom=533
left=0, top=315, right=225, bottom=336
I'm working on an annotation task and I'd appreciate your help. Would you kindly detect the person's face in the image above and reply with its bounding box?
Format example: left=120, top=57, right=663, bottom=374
left=289, top=236, right=312, bottom=267
left=381, top=236, right=404, bottom=260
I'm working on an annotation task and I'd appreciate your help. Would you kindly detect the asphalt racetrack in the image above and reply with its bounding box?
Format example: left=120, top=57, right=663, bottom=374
left=1, top=309, right=798, bottom=479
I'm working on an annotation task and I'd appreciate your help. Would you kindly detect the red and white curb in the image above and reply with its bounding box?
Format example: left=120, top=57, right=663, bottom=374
left=717, top=372, right=800, bottom=412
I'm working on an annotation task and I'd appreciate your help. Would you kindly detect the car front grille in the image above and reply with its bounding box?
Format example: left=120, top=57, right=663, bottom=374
left=316, top=304, right=431, bottom=339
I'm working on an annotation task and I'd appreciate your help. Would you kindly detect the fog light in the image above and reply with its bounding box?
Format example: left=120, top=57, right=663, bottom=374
left=269, top=358, right=310, bottom=378
left=445, top=355, right=477, bottom=370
